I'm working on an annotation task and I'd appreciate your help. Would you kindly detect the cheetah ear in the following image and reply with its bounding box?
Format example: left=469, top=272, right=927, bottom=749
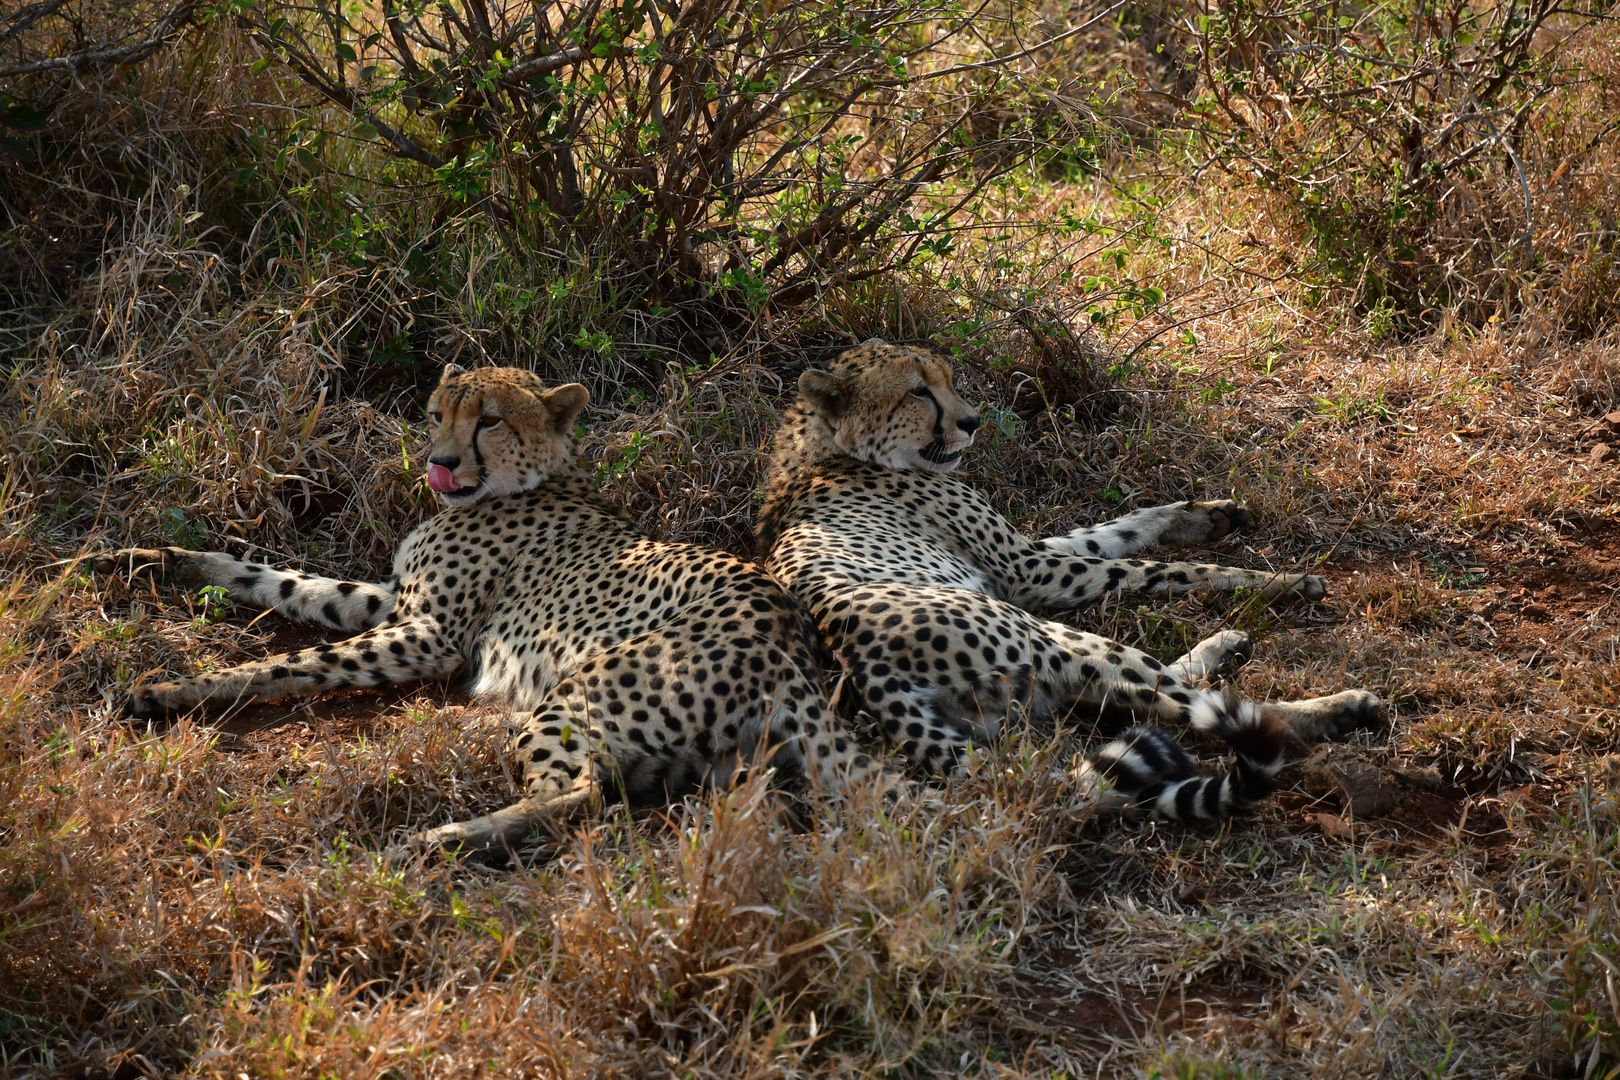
left=798, top=369, right=851, bottom=419
left=542, top=382, right=589, bottom=429
left=438, top=362, right=467, bottom=384
left=858, top=336, right=887, bottom=347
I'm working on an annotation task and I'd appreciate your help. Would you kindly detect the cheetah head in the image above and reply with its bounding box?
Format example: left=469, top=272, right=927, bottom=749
left=794, top=341, right=981, bottom=473
left=424, top=364, right=589, bottom=505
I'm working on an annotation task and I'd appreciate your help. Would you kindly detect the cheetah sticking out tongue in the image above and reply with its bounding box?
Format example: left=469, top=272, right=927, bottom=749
left=427, top=464, right=460, bottom=492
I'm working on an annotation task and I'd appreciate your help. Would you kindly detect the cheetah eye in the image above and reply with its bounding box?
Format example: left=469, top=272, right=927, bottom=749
left=478, top=416, right=502, bottom=428
left=430, top=411, right=443, bottom=425
left=910, top=387, right=933, bottom=401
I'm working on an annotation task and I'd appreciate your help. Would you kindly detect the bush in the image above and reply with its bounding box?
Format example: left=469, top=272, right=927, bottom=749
left=1, top=0, right=1106, bottom=379
left=1113, top=0, right=1620, bottom=332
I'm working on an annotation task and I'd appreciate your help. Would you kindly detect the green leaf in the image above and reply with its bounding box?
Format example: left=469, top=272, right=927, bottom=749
left=249, top=57, right=273, bottom=74
left=335, top=42, right=358, bottom=62
left=353, top=122, right=379, bottom=141
left=0, top=134, right=35, bottom=163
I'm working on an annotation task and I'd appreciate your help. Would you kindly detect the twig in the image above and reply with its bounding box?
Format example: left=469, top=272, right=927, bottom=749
left=0, top=2, right=200, bottom=79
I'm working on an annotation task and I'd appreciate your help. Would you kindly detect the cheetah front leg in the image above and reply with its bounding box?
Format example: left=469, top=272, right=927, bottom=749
left=1004, top=552, right=1325, bottom=610
left=93, top=547, right=397, bottom=631
left=405, top=783, right=598, bottom=863
left=1035, top=500, right=1251, bottom=559
left=128, top=618, right=460, bottom=716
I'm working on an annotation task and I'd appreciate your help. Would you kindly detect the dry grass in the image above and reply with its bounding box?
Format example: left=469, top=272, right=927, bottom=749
left=5, top=4, right=1620, bottom=1077
left=6, top=187, right=1620, bottom=1080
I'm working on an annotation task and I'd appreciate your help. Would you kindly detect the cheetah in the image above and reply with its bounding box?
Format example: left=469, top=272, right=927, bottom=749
left=758, top=341, right=1384, bottom=821
left=96, top=365, right=878, bottom=855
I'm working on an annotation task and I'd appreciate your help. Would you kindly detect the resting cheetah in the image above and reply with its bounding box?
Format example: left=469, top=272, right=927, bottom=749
left=97, top=365, right=877, bottom=855
left=758, top=341, right=1383, bottom=820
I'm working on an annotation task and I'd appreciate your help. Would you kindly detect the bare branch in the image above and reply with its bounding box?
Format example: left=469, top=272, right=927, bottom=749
left=0, top=2, right=200, bottom=79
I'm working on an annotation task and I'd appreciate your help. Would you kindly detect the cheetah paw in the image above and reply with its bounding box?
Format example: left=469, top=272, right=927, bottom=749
left=396, top=792, right=594, bottom=865
left=1153, top=499, right=1254, bottom=547
left=1258, top=573, right=1327, bottom=602
left=90, top=547, right=200, bottom=587
left=1173, top=499, right=1253, bottom=546
left=1286, top=690, right=1386, bottom=744
left=391, top=816, right=523, bottom=867
left=124, top=679, right=211, bottom=719
left=1171, top=629, right=1253, bottom=684
left=124, top=685, right=167, bottom=719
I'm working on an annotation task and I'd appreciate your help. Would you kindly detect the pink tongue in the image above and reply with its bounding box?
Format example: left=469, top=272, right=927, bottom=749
left=427, top=464, right=459, bottom=492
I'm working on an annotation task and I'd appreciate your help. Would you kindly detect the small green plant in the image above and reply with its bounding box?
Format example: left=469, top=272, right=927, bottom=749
left=159, top=508, right=207, bottom=549
left=598, top=431, right=651, bottom=482
left=1426, top=559, right=1487, bottom=590
left=194, top=585, right=231, bottom=626
left=1314, top=388, right=1394, bottom=427
left=573, top=329, right=613, bottom=356
left=982, top=409, right=1025, bottom=438
left=1364, top=296, right=1399, bottom=342
left=1199, top=377, right=1236, bottom=405
left=1223, top=587, right=1280, bottom=636
left=1130, top=609, right=1199, bottom=659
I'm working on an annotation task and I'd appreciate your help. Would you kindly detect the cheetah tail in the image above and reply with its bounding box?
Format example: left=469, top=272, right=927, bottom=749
left=1091, top=706, right=1287, bottom=821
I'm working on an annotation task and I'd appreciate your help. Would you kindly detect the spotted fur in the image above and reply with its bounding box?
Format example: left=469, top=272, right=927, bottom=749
left=97, top=364, right=879, bottom=856
left=759, top=342, right=1383, bottom=820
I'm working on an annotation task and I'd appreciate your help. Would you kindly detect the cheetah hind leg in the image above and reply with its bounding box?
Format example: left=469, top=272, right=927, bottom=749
left=396, top=685, right=612, bottom=863
left=398, top=782, right=598, bottom=864
left=1055, top=631, right=1266, bottom=816
left=1263, top=689, right=1385, bottom=745
left=397, top=626, right=886, bottom=863
left=1164, top=631, right=1383, bottom=742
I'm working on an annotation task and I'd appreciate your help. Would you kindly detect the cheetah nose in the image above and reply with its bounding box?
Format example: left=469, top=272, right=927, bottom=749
left=958, top=414, right=981, bottom=435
